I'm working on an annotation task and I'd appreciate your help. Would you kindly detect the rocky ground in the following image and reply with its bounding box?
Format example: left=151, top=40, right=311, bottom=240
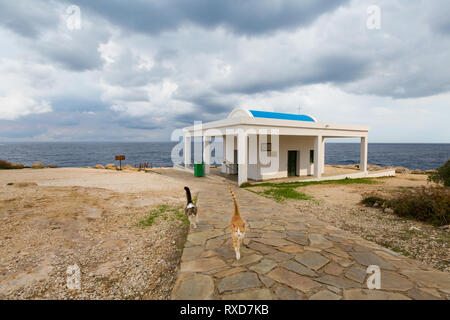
left=0, top=168, right=190, bottom=299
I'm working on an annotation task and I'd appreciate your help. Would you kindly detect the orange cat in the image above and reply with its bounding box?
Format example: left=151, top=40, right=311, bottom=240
left=229, top=187, right=246, bottom=260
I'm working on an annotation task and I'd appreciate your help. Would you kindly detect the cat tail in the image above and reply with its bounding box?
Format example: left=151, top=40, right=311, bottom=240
left=184, top=186, right=193, bottom=204
left=229, top=187, right=239, bottom=215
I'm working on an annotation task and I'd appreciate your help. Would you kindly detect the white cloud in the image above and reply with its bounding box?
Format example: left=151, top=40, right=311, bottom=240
left=0, top=93, right=52, bottom=120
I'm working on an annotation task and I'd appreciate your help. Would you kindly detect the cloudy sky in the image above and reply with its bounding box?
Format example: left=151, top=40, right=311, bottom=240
left=0, top=0, right=449, bottom=142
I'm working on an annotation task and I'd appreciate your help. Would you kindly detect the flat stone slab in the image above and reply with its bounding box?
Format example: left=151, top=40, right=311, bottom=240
left=273, top=286, right=304, bottom=300
left=266, top=252, right=292, bottom=262
left=343, top=289, right=410, bottom=300
left=217, top=272, right=261, bottom=294
left=213, top=247, right=236, bottom=260
left=232, top=254, right=263, bottom=267
left=172, top=274, right=214, bottom=300
left=323, top=262, right=345, bottom=276
left=187, top=230, right=222, bottom=246
left=180, top=257, right=227, bottom=273
left=221, top=288, right=272, bottom=300
left=249, top=259, right=277, bottom=274
left=295, top=252, right=330, bottom=271
left=259, top=275, right=276, bottom=288
left=308, top=234, right=333, bottom=249
left=286, top=235, right=309, bottom=246
left=281, top=260, right=317, bottom=277
left=253, top=238, right=294, bottom=247
left=315, top=275, right=361, bottom=289
left=181, top=246, right=203, bottom=262
left=325, top=247, right=350, bottom=259
left=350, top=252, right=396, bottom=271
left=267, top=267, right=321, bottom=293
left=309, top=290, right=342, bottom=300
left=345, top=267, right=367, bottom=283
left=408, top=288, right=443, bottom=300
left=249, top=221, right=270, bottom=229
left=380, top=271, right=414, bottom=291
left=262, top=232, right=286, bottom=239
left=276, top=245, right=304, bottom=253
left=263, top=224, right=285, bottom=231
left=400, top=270, right=450, bottom=290
left=215, top=267, right=246, bottom=278
left=248, top=242, right=278, bottom=254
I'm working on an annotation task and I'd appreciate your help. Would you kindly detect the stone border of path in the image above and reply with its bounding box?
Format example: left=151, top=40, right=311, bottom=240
left=170, top=181, right=450, bottom=300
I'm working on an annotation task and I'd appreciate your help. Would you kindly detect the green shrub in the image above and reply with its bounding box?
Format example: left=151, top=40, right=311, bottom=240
left=362, top=187, right=449, bottom=226
left=428, top=159, right=450, bottom=187
left=388, top=186, right=449, bottom=226
left=0, top=159, right=25, bottom=169
left=0, top=159, right=13, bottom=169
left=139, top=204, right=188, bottom=227
left=361, top=194, right=387, bottom=207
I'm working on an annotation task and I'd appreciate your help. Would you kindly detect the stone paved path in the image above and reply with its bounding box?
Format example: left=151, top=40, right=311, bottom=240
left=171, top=178, right=450, bottom=300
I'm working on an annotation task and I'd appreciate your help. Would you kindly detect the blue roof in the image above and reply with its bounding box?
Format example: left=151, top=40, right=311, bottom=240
left=249, top=110, right=316, bottom=122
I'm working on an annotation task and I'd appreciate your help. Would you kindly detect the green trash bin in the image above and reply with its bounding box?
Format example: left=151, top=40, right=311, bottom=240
left=194, top=163, right=204, bottom=177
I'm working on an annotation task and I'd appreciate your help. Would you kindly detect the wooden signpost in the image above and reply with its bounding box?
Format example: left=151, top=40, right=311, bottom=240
left=115, top=155, right=125, bottom=170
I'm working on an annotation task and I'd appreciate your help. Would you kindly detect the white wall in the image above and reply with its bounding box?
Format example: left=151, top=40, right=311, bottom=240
left=244, top=135, right=317, bottom=181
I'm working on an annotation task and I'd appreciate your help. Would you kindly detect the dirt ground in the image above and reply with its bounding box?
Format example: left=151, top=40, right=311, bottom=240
left=0, top=168, right=190, bottom=299
left=285, top=174, right=450, bottom=272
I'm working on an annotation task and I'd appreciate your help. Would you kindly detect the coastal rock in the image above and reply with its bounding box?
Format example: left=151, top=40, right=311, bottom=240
left=411, top=169, right=424, bottom=174
left=32, top=162, right=44, bottom=169
left=105, top=164, right=116, bottom=170
left=123, top=164, right=133, bottom=170
left=0, top=159, right=25, bottom=169
left=367, top=164, right=384, bottom=171
left=394, top=166, right=410, bottom=174
left=94, top=164, right=105, bottom=169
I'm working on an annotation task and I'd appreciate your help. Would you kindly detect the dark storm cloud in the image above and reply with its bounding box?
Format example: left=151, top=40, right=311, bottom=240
left=73, top=0, right=349, bottom=35
left=219, top=53, right=370, bottom=95
left=0, top=1, right=108, bottom=71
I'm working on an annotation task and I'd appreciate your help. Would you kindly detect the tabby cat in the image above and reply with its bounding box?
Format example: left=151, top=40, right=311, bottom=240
left=184, top=186, right=198, bottom=228
left=229, top=187, right=246, bottom=260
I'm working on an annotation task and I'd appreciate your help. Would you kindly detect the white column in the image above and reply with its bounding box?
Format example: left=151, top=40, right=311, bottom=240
left=238, top=131, right=248, bottom=186
left=221, top=135, right=226, bottom=173
left=203, top=136, right=210, bottom=174
left=314, top=135, right=323, bottom=179
left=360, top=136, right=368, bottom=172
left=226, top=132, right=235, bottom=164
left=184, top=135, right=191, bottom=168
left=321, top=137, right=325, bottom=174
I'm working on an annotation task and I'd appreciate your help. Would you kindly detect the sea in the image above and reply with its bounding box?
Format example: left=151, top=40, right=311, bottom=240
left=0, top=142, right=449, bottom=170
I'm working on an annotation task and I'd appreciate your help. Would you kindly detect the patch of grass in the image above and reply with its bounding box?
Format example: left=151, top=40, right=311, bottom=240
left=139, top=204, right=188, bottom=227
left=262, top=187, right=312, bottom=202
left=377, top=240, right=413, bottom=257
left=245, top=177, right=380, bottom=189
left=239, top=182, right=252, bottom=188
left=243, top=177, right=378, bottom=202
left=389, top=246, right=413, bottom=257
